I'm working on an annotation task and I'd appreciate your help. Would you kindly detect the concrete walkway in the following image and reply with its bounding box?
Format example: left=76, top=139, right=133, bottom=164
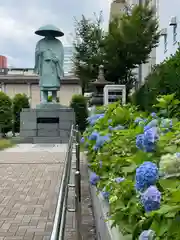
left=0, top=144, right=67, bottom=240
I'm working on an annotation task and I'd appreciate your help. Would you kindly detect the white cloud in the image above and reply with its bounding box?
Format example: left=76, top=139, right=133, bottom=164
left=0, top=0, right=110, bottom=67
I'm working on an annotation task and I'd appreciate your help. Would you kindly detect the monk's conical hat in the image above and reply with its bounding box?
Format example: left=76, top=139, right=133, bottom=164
left=35, top=24, right=64, bottom=37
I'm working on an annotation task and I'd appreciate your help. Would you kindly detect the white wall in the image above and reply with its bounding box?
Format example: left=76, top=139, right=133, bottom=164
left=156, top=0, right=180, bottom=64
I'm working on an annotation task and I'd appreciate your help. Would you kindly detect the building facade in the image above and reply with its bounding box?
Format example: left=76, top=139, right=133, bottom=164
left=0, top=68, right=81, bottom=108
left=156, top=0, right=180, bottom=64
left=109, top=0, right=158, bottom=84
left=64, top=46, right=74, bottom=76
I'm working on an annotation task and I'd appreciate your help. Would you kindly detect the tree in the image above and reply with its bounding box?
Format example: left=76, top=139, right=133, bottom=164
left=12, top=94, right=30, bottom=133
left=0, top=92, right=12, bottom=137
left=73, top=1, right=160, bottom=97
left=73, top=13, right=104, bottom=95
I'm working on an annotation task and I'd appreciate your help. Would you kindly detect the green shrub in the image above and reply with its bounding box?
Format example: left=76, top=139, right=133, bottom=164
left=70, top=94, right=88, bottom=133
left=0, top=92, right=12, bottom=135
left=12, top=94, right=30, bottom=133
left=132, top=48, right=180, bottom=112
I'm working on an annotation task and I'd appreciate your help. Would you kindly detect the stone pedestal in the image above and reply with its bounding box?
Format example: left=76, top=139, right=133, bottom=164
left=20, top=105, right=75, bottom=144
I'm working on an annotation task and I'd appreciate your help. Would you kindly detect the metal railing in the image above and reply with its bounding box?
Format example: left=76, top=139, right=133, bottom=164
left=50, top=125, right=82, bottom=240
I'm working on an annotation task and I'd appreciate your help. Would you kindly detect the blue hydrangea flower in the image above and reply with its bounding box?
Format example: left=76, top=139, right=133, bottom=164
left=135, top=162, right=159, bottom=192
left=101, top=190, right=109, bottom=200
left=88, top=131, right=99, bottom=141
left=94, top=135, right=110, bottom=150
left=144, top=127, right=159, bottom=143
left=139, top=230, right=156, bottom=240
left=175, top=152, right=180, bottom=158
left=87, top=114, right=105, bottom=126
left=144, top=119, right=158, bottom=132
left=90, top=172, right=100, bottom=186
left=109, top=125, right=124, bottom=131
left=135, top=117, right=143, bottom=124
left=108, top=119, right=112, bottom=123
left=136, top=127, right=158, bottom=152
left=108, top=126, right=113, bottom=130
left=136, top=134, right=145, bottom=150
left=151, top=112, right=157, bottom=118
left=114, top=177, right=125, bottom=183
left=160, top=118, right=172, bottom=130
left=141, top=186, right=161, bottom=212
left=80, top=137, right=85, bottom=143
left=113, top=125, right=125, bottom=130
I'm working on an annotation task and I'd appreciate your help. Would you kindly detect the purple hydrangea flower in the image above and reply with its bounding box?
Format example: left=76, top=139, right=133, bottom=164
left=114, top=177, right=125, bottom=183
left=139, top=230, right=156, bottom=240
left=80, top=137, right=85, bottom=143
left=90, top=172, right=100, bottom=186
left=88, top=131, right=99, bottom=141
left=141, top=186, right=161, bottom=212
left=135, top=162, right=159, bottom=192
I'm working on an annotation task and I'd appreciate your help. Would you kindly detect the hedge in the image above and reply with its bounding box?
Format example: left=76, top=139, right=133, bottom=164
left=70, top=94, right=88, bottom=133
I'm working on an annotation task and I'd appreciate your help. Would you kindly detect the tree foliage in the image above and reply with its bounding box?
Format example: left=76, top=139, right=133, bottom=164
left=73, top=1, right=160, bottom=96
left=12, top=93, right=30, bottom=133
left=132, top=47, right=180, bottom=112
left=0, top=92, right=12, bottom=136
left=73, top=13, right=104, bottom=94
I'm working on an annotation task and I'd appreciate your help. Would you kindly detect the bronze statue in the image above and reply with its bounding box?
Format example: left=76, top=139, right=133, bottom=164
left=34, top=24, right=64, bottom=103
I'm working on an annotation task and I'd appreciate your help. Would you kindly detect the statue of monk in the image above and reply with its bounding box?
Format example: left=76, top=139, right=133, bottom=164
left=34, top=24, right=64, bottom=103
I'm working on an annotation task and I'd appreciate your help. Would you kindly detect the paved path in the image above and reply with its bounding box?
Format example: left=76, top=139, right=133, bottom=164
left=0, top=144, right=67, bottom=240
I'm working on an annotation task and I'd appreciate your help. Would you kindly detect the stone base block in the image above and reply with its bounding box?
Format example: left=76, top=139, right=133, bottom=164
left=20, top=105, right=75, bottom=144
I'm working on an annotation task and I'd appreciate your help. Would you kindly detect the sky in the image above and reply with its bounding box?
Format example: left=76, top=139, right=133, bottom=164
left=0, top=0, right=111, bottom=67
left=1, top=0, right=180, bottom=68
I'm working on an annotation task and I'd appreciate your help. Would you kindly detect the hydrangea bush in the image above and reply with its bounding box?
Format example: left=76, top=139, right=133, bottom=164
left=81, top=95, right=180, bottom=240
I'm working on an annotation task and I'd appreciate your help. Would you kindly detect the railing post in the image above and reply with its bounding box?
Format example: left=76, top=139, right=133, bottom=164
left=75, top=171, right=82, bottom=240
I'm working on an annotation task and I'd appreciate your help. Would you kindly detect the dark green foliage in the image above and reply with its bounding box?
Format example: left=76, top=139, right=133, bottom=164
left=70, top=94, right=88, bottom=133
left=12, top=94, right=30, bottom=133
left=0, top=92, right=12, bottom=135
left=132, top=47, right=180, bottom=112
left=73, top=13, right=104, bottom=94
